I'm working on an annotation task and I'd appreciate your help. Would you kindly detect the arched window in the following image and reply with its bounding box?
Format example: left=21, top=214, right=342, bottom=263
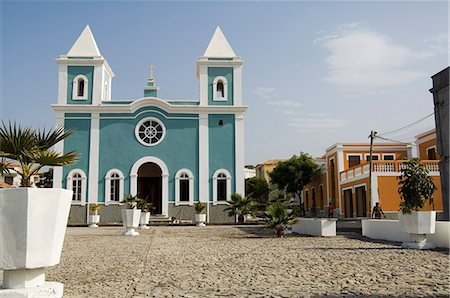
left=72, top=74, right=88, bottom=100
left=110, top=173, right=120, bottom=201
left=212, top=169, right=232, bottom=205
left=212, top=76, right=228, bottom=101
left=175, top=169, right=194, bottom=206
left=105, top=169, right=124, bottom=205
left=77, top=79, right=85, bottom=97
left=72, top=173, right=82, bottom=201
left=66, top=169, right=87, bottom=205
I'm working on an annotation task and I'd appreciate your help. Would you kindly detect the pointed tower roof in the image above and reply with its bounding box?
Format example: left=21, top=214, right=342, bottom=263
left=203, top=26, right=236, bottom=58
left=67, top=25, right=101, bottom=57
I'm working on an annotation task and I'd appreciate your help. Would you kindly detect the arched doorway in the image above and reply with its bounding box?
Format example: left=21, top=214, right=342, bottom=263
left=137, top=162, right=162, bottom=214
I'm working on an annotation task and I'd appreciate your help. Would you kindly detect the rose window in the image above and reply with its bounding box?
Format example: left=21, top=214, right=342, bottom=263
left=135, top=118, right=165, bottom=146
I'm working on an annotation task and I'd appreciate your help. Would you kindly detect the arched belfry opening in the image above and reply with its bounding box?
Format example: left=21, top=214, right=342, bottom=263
left=137, top=162, right=162, bottom=214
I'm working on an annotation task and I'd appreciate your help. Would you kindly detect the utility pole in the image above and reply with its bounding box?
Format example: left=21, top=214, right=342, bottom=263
left=368, top=130, right=377, bottom=217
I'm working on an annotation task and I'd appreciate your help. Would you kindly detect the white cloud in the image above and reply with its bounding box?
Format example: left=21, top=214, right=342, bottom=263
left=287, top=116, right=346, bottom=132
left=268, top=100, right=303, bottom=108
left=317, top=24, right=428, bottom=93
left=253, top=87, right=276, bottom=100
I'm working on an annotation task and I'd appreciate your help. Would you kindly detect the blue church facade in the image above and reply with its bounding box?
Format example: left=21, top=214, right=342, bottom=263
left=53, top=26, right=247, bottom=224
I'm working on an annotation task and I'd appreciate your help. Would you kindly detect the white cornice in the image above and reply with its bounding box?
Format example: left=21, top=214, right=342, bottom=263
left=56, top=57, right=115, bottom=77
left=51, top=97, right=248, bottom=114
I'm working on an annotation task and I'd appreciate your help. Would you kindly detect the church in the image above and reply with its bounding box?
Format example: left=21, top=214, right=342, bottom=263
left=52, top=26, right=247, bottom=224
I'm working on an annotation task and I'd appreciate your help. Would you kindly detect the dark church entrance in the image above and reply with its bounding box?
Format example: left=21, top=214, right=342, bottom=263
left=137, top=162, right=162, bottom=214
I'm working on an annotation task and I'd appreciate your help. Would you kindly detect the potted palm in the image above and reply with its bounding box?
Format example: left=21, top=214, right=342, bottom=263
left=121, top=194, right=141, bottom=236
left=398, top=158, right=437, bottom=249
left=137, top=200, right=153, bottom=229
left=264, top=195, right=297, bottom=237
left=224, top=193, right=257, bottom=223
left=0, top=122, right=78, bottom=295
left=194, top=202, right=206, bottom=227
left=88, top=204, right=102, bottom=228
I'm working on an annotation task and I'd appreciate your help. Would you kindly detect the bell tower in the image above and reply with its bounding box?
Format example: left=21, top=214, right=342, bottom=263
left=197, top=26, right=243, bottom=107
left=56, top=25, right=115, bottom=105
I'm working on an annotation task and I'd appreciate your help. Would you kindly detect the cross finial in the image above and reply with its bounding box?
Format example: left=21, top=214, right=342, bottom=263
left=148, top=64, right=154, bottom=82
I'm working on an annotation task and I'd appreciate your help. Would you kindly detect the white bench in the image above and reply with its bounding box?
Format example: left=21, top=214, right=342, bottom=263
left=292, top=217, right=337, bottom=237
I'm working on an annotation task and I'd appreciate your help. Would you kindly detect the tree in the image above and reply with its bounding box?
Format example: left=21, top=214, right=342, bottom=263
left=269, top=152, right=319, bottom=200
left=37, top=168, right=53, bottom=188
left=0, top=122, right=78, bottom=187
left=224, top=193, right=257, bottom=223
left=264, top=194, right=297, bottom=237
left=398, top=158, right=436, bottom=214
left=245, top=176, right=269, bottom=204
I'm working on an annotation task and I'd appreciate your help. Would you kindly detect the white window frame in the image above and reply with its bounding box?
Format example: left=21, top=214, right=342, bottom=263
left=135, top=117, right=166, bottom=147
left=174, top=169, right=194, bottom=206
left=212, top=169, right=232, bottom=205
left=382, top=153, right=396, bottom=160
left=72, top=74, right=89, bottom=100
left=66, top=169, right=87, bottom=205
left=212, top=76, right=228, bottom=101
left=364, top=153, right=380, bottom=161
left=105, top=169, right=124, bottom=205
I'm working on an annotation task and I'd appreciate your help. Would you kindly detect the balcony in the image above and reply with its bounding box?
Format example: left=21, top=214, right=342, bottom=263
left=340, top=160, right=440, bottom=182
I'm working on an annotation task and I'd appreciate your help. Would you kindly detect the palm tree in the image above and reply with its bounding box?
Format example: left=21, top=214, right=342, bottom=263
left=0, top=122, right=78, bottom=187
left=264, top=201, right=297, bottom=237
left=224, top=193, right=257, bottom=223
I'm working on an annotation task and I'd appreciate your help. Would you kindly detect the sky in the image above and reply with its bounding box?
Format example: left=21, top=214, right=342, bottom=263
left=1, top=1, right=448, bottom=165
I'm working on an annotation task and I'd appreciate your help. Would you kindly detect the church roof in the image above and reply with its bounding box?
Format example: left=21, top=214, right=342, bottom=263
left=203, top=26, right=236, bottom=58
left=67, top=25, right=101, bottom=57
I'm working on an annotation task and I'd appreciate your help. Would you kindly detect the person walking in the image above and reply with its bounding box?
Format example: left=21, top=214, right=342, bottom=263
left=327, top=202, right=334, bottom=218
left=371, top=202, right=386, bottom=219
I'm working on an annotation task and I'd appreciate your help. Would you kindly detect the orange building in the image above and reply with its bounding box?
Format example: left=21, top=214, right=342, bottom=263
left=302, top=129, right=442, bottom=219
left=255, top=159, right=284, bottom=189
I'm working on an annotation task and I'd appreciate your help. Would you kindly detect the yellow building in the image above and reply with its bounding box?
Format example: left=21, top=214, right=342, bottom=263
left=302, top=129, right=442, bottom=218
left=255, top=159, right=284, bottom=189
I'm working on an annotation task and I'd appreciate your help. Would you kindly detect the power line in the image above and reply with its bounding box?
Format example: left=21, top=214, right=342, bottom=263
left=375, top=135, right=432, bottom=150
left=378, top=112, right=435, bottom=137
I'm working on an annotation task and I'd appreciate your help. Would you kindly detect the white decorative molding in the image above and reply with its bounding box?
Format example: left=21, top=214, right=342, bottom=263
left=199, top=113, right=209, bottom=203
left=129, top=156, right=169, bottom=216
left=104, top=169, right=125, bottom=205
left=174, top=168, right=194, bottom=206
left=72, top=74, right=88, bottom=100
left=235, top=114, right=245, bottom=196
left=53, top=112, right=65, bottom=188
left=364, top=153, right=380, bottom=161
left=346, top=153, right=363, bottom=160
left=58, top=65, right=68, bottom=104
left=382, top=153, right=396, bottom=160
left=92, top=65, right=103, bottom=105
left=233, top=66, right=242, bottom=106
left=212, top=168, right=232, bottom=205
left=88, top=113, right=100, bottom=204
left=212, top=76, right=228, bottom=101
left=66, top=169, right=87, bottom=205
left=134, top=117, right=166, bottom=147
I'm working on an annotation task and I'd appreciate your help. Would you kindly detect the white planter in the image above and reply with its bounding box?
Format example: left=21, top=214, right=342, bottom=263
left=292, top=217, right=337, bottom=237
left=88, top=215, right=100, bottom=228
left=398, top=211, right=436, bottom=249
left=121, top=209, right=141, bottom=236
left=0, top=188, right=72, bottom=294
left=195, top=214, right=206, bottom=227
left=139, top=212, right=150, bottom=229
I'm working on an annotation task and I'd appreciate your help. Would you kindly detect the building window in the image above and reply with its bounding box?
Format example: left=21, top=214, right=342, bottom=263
left=382, top=154, right=395, bottom=161
left=212, top=76, right=228, bottom=101
left=105, top=169, right=124, bottom=205
left=4, top=176, right=13, bottom=185
left=213, top=169, right=232, bottom=204
left=110, top=173, right=120, bottom=202
left=175, top=169, right=194, bottom=206
left=427, top=147, right=436, bottom=160
left=348, top=155, right=361, bottom=168
left=66, top=169, right=87, bottom=204
left=72, top=75, right=88, bottom=100
left=365, top=154, right=379, bottom=161
left=135, top=117, right=166, bottom=146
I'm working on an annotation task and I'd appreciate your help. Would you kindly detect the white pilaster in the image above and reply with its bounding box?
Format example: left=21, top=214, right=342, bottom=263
left=336, top=148, right=345, bottom=210
left=235, top=113, right=245, bottom=195
left=92, top=66, right=103, bottom=105
left=88, top=113, right=100, bottom=203
left=233, top=66, right=243, bottom=106
left=53, top=112, right=64, bottom=188
left=57, top=65, right=67, bottom=104
left=199, top=66, right=208, bottom=106
left=199, top=113, right=209, bottom=202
